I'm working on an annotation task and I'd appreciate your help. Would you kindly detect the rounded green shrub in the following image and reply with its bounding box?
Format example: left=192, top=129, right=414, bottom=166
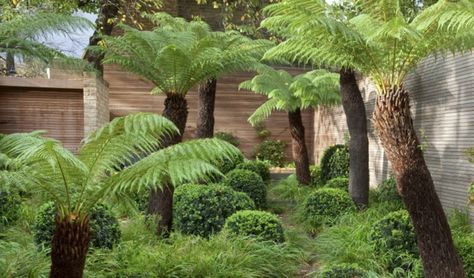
left=375, top=177, right=401, bottom=203
left=174, top=184, right=255, bottom=237
left=224, top=210, right=285, bottom=243
left=310, top=165, right=323, bottom=187
left=369, top=210, right=418, bottom=271
left=302, top=188, right=355, bottom=228
left=215, top=131, right=240, bottom=147
left=318, top=264, right=367, bottom=278
left=224, top=169, right=267, bottom=209
left=236, top=160, right=271, bottom=182
left=254, top=139, right=286, bottom=167
left=218, top=152, right=245, bottom=175
left=33, top=202, right=121, bottom=250
left=320, top=144, right=349, bottom=183
left=0, top=190, right=22, bottom=227
left=454, top=232, right=474, bottom=277
left=325, top=177, right=349, bottom=191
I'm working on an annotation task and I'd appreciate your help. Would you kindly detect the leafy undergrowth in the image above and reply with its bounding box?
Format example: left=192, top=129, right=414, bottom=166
left=1, top=194, right=313, bottom=278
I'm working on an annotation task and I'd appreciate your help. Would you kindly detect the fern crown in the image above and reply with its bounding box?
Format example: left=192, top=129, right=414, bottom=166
left=0, top=113, right=240, bottom=217
left=262, top=0, right=474, bottom=94
left=99, top=12, right=273, bottom=96
left=240, top=67, right=340, bottom=126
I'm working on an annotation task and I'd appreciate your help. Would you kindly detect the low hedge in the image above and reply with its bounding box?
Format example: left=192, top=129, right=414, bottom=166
left=302, top=188, right=355, bottom=228
left=319, top=144, right=349, bottom=183
left=236, top=160, right=271, bottom=182
left=325, top=177, right=349, bottom=191
left=224, top=210, right=285, bottom=243
left=174, top=184, right=255, bottom=237
left=224, top=169, right=267, bottom=209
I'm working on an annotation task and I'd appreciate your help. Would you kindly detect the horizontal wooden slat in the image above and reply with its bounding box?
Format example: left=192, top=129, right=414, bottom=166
left=0, top=76, right=83, bottom=90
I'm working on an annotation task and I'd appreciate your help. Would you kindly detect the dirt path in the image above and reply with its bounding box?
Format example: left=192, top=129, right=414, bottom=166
left=267, top=193, right=319, bottom=277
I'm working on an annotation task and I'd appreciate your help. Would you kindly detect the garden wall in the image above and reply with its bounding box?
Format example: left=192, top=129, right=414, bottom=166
left=313, top=53, right=474, bottom=222
left=104, top=65, right=314, bottom=162
left=0, top=74, right=109, bottom=152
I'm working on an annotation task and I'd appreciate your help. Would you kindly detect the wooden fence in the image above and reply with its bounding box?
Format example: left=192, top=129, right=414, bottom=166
left=104, top=65, right=314, bottom=162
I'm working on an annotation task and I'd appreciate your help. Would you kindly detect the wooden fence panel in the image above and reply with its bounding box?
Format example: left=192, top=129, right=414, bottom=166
left=104, top=65, right=314, bottom=162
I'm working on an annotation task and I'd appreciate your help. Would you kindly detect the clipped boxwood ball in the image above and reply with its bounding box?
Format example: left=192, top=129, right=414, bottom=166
left=302, top=188, right=355, bottom=228
left=319, top=144, right=349, bottom=183
left=236, top=160, right=271, bottom=182
left=218, top=152, right=245, bottom=175
left=0, top=190, right=22, bottom=227
left=318, top=264, right=367, bottom=278
left=325, top=177, right=349, bottom=191
left=224, top=169, right=267, bottom=209
left=33, top=202, right=121, bottom=250
left=310, top=165, right=323, bottom=187
left=375, top=177, right=401, bottom=203
left=224, top=210, right=285, bottom=243
left=369, top=210, right=418, bottom=271
left=174, top=184, right=255, bottom=237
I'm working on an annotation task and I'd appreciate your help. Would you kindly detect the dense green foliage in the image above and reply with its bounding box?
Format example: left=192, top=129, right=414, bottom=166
left=454, top=233, right=474, bottom=277
left=0, top=190, right=21, bottom=228
left=254, top=139, right=286, bottom=167
left=100, top=13, right=272, bottom=97
left=174, top=184, right=255, bottom=237
left=262, top=0, right=474, bottom=95
left=310, top=165, right=323, bottom=187
left=302, top=188, right=355, bottom=228
left=33, top=202, right=121, bottom=250
left=368, top=210, right=418, bottom=272
left=325, top=177, right=349, bottom=191
left=373, top=177, right=402, bottom=203
left=224, top=169, right=267, bottom=209
left=236, top=160, right=271, bottom=182
left=318, top=263, right=368, bottom=278
left=218, top=152, right=245, bottom=175
left=319, top=144, right=349, bottom=183
left=0, top=113, right=240, bottom=219
left=215, top=131, right=240, bottom=147
left=224, top=210, right=285, bottom=243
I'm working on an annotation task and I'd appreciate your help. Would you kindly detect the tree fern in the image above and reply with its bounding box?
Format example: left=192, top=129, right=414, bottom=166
left=262, top=0, right=474, bottom=94
left=0, top=113, right=240, bottom=217
left=241, top=68, right=340, bottom=126
left=0, top=13, right=92, bottom=68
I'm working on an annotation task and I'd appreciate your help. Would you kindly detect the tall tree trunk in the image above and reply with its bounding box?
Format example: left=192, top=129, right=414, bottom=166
left=50, top=215, right=90, bottom=278
left=288, top=109, right=311, bottom=185
left=195, top=78, right=217, bottom=138
left=339, top=69, right=369, bottom=208
left=82, top=0, right=119, bottom=74
left=148, top=94, right=188, bottom=236
left=373, top=86, right=465, bottom=277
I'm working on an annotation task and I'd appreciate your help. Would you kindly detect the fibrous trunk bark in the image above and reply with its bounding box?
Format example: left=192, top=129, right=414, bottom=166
left=339, top=69, right=369, bottom=208
left=50, top=214, right=90, bottom=278
left=373, top=86, right=465, bottom=277
left=196, top=78, right=217, bottom=138
left=6, top=52, right=16, bottom=76
left=148, top=94, right=188, bottom=236
left=288, top=109, right=311, bottom=185
left=82, top=0, right=119, bottom=74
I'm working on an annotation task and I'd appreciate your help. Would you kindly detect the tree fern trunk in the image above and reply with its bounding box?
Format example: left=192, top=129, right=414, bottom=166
left=339, top=69, right=369, bottom=208
left=196, top=78, right=217, bottom=138
left=50, top=214, right=90, bottom=278
left=148, top=94, right=188, bottom=236
left=288, top=109, right=311, bottom=185
left=373, top=87, right=465, bottom=277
